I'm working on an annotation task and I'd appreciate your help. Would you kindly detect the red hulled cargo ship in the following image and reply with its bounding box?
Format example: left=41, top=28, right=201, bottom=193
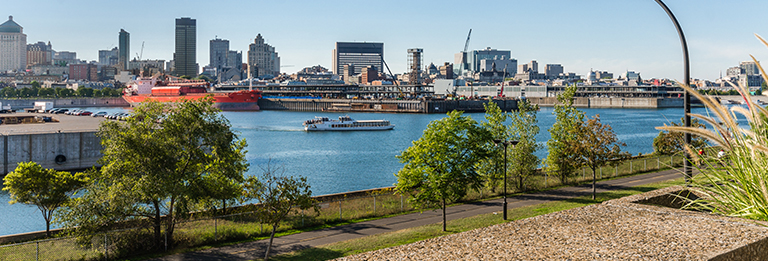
left=123, top=77, right=261, bottom=111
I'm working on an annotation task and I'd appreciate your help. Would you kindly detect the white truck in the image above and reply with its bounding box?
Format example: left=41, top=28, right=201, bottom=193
left=34, top=101, right=54, bottom=113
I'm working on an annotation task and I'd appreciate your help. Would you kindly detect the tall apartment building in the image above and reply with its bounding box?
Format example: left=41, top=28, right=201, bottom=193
left=209, top=38, right=229, bottom=72
left=439, top=62, right=454, bottom=79
left=27, top=41, right=52, bottom=67
left=99, top=47, right=119, bottom=66
left=361, top=66, right=378, bottom=84
left=118, top=29, right=130, bottom=71
left=332, top=42, right=383, bottom=78
left=247, top=33, right=280, bottom=78
left=174, top=17, right=197, bottom=77
left=0, top=16, right=27, bottom=72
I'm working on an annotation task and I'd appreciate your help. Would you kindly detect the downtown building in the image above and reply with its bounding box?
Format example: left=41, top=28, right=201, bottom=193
left=99, top=47, right=119, bottom=66
left=332, top=42, right=383, bottom=80
left=247, top=33, right=280, bottom=78
left=27, top=41, right=52, bottom=67
left=174, top=17, right=197, bottom=77
left=0, top=16, right=27, bottom=72
left=118, top=29, right=130, bottom=71
left=455, top=47, right=516, bottom=76
left=207, top=37, right=243, bottom=81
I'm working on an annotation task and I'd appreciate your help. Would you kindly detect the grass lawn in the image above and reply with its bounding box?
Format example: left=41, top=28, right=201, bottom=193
left=268, top=177, right=686, bottom=261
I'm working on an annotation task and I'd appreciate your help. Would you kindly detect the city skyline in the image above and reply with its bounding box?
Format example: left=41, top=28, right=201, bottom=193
left=3, top=0, right=768, bottom=80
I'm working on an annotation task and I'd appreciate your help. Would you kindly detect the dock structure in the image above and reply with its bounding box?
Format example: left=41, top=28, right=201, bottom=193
left=258, top=98, right=519, bottom=113
left=0, top=113, right=104, bottom=175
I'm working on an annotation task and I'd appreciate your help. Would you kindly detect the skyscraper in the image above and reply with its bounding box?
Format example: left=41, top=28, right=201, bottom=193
left=0, top=16, right=27, bottom=71
left=332, top=42, right=383, bottom=77
left=209, top=38, right=229, bottom=72
left=174, top=17, right=196, bottom=77
left=247, top=33, right=280, bottom=78
left=118, top=29, right=130, bottom=71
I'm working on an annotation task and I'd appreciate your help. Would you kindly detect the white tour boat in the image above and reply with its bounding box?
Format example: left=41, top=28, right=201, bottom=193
left=303, top=116, right=394, bottom=131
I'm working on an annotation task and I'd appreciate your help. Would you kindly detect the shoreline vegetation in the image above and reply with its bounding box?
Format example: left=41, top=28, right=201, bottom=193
left=0, top=153, right=686, bottom=260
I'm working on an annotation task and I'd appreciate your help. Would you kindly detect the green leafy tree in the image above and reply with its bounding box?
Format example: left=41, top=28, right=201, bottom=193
left=76, top=87, right=94, bottom=97
left=2, top=87, right=17, bottom=98
left=243, top=161, right=314, bottom=261
left=56, top=88, right=74, bottom=97
left=508, top=100, right=541, bottom=191
left=653, top=117, right=708, bottom=155
left=395, top=110, right=492, bottom=231
left=30, top=80, right=41, bottom=89
left=2, top=162, right=87, bottom=237
left=59, top=98, right=248, bottom=249
left=573, top=115, right=630, bottom=199
left=478, top=101, right=509, bottom=192
left=37, top=87, right=55, bottom=98
left=545, top=85, right=585, bottom=184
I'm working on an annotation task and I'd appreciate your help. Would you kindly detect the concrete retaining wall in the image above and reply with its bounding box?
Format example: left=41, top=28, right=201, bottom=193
left=1, top=131, right=102, bottom=175
left=526, top=97, right=682, bottom=108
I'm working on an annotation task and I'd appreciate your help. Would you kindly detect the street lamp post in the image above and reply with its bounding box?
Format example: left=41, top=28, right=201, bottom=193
left=654, top=0, right=692, bottom=182
left=494, top=139, right=519, bottom=220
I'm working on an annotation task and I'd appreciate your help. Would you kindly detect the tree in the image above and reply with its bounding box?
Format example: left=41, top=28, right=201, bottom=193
left=545, top=85, right=584, bottom=184
left=76, top=87, right=94, bottom=97
left=508, top=100, right=541, bottom=191
left=243, top=161, right=314, bottom=261
left=573, top=115, right=630, bottom=199
left=653, top=117, right=707, bottom=155
left=395, top=110, right=492, bottom=231
left=2, top=162, right=87, bottom=237
left=59, top=97, right=248, bottom=249
left=478, top=101, right=509, bottom=192
left=30, top=80, right=41, bottom=89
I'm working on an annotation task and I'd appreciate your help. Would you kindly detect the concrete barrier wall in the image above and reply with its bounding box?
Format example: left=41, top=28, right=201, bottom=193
left=0, top=98, right=129, bottom=109
left=1, top=131, right=102, bottom=175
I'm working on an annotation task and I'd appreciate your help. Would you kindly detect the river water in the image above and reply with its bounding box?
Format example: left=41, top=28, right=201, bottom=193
left=0, top=105, right=746, bottom=236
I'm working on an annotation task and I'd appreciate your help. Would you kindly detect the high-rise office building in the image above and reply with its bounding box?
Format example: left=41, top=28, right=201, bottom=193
left=118, top=29, right=130, bottom=71
left=247, top=33, right=280, bottom=78
left=227, top=50, right=242, bottom=69
left=174, top=17, right=197, bottom=77
left=209, top=38, right=229, bottom=72
left=0, top=16, right=27, bottom=72
left=332, top=42, right=383, bottom=77
left=740, top=61, right=760, bottom=76
left=27, top=41, right=52, bottom=67
left=455, top=47, right=512, bottom=74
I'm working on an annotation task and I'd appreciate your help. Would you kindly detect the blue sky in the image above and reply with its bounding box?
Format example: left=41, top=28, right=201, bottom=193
left=4, top=0, right=768, bottom=80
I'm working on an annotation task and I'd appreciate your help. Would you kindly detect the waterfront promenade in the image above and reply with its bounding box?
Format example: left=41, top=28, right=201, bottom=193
left=149, top=168, right=684, bottom=261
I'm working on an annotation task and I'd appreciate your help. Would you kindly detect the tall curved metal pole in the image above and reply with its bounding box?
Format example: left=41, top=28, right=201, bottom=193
left=655, top=0, right=692, bottom=182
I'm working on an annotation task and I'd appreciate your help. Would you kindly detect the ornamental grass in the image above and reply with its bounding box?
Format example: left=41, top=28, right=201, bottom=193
left=657, top=34, right=768, bottom=222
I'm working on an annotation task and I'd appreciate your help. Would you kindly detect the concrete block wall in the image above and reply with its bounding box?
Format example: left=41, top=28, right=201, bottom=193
left=1, top=131, right=102, bottom=175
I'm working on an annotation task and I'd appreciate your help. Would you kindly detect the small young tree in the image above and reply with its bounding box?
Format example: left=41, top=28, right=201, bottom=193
left=396, top=111, right=492, bottom=231
left=545, top=85, right=585, bottom=184
left=478, top=101, right=509, bottom=192
left=2, top=162, right=87, bottom=237
left=653, top=117, right=707, bottom=155
left=508, top=100, right=541, bottom=191
left=573, top=115, right=630, bottom=199
left=243, top=161, right=315, bottom=261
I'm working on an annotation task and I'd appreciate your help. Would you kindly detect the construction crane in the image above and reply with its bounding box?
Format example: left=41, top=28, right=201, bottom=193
left=381, top=58, right=405, bottom=99
left=135, top=41, right=144, bottom=60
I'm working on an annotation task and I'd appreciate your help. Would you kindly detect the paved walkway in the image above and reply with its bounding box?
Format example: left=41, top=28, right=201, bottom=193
left=150, top=169, right=685, bottom=261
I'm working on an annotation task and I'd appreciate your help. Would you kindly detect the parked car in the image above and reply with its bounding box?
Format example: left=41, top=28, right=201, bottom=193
left=65, top=109, right=80, bottom=115
left=79, top=111, right=92, bottom=116
left=54, top=109, right=68, bottom=114
left=92, top=111, right=108, bottom=117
